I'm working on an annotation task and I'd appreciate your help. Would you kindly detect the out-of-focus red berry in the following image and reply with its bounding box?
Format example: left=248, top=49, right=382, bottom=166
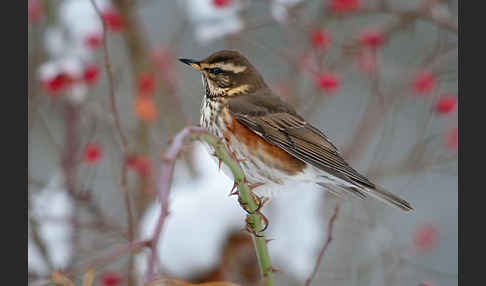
left=28, top=0, right=43, bottom=23
left=435, top=95, right=456, bottom=114
left=42, top=72, right=74, bottom=96
left=330, top=0, right=360, bottom=13
left=412, top=71, right=436, bottom=95
left=212, top=0, right=230, bottom=8
left=83, top=65, right=100, bottom=85
left=134, top=96, right=158, bottom=122
left=126, top=155, right=152, bottom=178
left=310, top=29, right=331, bottom=51
left=419, top=282, right=433, bottom=286
left=413, top=223, right=439, bottom=252
left=358, top=30, right=384, bottom=48
left=84, top=33, right=102, bottom=50
left=316, top=72, right=340, bottom=93
left=99, top=271, right=122, bottom=286
left=445, top=127, right=458, bottom=150
left=101, top=9, right=124, bottom=32
left=83, top=143, right=102, bottom=164
left=137, top=73, right=156, bottom=95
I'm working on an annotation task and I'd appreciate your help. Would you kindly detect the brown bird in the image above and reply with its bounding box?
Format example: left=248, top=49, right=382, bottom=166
left=179, top=50, right=412, bottom=211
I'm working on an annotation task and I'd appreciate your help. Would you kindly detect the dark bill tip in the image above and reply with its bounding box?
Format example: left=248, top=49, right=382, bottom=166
left=178, top=58, right=199, bottom=66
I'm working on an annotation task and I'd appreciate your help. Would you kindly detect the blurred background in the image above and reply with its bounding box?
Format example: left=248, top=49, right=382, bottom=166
left=28, top=0, right=458, bottom=285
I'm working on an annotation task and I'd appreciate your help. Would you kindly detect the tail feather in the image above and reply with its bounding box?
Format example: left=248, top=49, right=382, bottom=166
left=365, top=185, right=413, bottom=212
left=317, top=182, right=413, bottom=212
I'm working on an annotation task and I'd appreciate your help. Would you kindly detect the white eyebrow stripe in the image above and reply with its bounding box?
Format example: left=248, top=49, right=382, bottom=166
left=209, top=62, right=247, bottom=73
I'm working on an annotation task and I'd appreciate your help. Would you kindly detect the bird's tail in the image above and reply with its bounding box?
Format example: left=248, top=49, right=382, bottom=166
left=365, top=185, right=413, bottom=212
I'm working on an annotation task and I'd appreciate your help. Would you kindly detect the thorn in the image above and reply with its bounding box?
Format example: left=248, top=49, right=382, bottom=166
left=248, top=182, right=265, bottom=191
left=265, top=238, right=275, bottom=243
left=218, top=157, right=223, bottom=171
left=261, top=197, right=270, bottom=208
left=268, top=266, right=281, bottom=274
left=258, top=211, right=269, bottom=232
left=228, top=181, right=239, bottom=196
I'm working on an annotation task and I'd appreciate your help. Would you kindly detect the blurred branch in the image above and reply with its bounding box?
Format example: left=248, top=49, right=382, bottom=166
left=28, top=200, right=54, bottom=272
left=304, top=203, right=340, bottom=286
left=90, top=0, right=129, bottom=151
left=64, top=240, right=150, bottom=278
left=360, top=0, right=457, bottom=33
left=145, top=126, right=206, bottom=282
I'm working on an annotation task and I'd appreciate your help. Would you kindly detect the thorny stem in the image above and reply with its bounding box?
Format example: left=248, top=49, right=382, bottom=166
left=144, top=127, right=274, bottom=286
left=305, top=204, right=340, bottom=286
left=198, top=133, right=275, bottom=286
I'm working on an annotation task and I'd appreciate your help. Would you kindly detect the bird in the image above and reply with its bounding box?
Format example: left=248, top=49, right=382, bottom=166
left=179, top=50, right=413, bottom=212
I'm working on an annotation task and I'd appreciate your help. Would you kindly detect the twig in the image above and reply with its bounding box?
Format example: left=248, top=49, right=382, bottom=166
left=145, top=126, right=207, bottom=282
left=64, top=240, right=150, bottom=277
left=90, top=2, right=136, bottom=282
left=305, top=204, right=340, bottom=286
left=89, top=0, right=128, bottom=151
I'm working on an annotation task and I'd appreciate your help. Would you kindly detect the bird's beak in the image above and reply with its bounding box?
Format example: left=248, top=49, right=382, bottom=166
left=179, top=58, right=201, bottom=71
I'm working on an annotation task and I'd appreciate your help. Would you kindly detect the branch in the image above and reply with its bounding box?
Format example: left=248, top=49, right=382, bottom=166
left=304, top=204, right=340, bottom=286
left=145, top=126, right=207, bottom=282
left=63, top=240, right=150, bottom=278
left=89, top=0, right=128, bottom=151
left=198, top=134, right=275, bottom=286
left=144, top=126, right=275, bottom=286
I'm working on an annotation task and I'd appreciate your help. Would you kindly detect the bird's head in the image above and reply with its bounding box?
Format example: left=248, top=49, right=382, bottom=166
left=179, top=50, right=266, bottom=98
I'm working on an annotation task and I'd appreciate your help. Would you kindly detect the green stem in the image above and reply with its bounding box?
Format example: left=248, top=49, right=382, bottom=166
left=198, top=134, right=275, bottom=286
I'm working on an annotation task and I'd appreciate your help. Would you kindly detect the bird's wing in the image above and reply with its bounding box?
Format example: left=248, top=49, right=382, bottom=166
left=227, top=91, right=375, bottom=189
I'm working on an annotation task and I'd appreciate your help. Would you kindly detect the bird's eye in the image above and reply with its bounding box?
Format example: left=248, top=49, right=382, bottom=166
left=208, top=68, right=223, bottom=75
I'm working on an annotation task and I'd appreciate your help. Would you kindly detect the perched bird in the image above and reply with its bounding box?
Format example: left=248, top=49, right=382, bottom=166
left=179, top=50, right=412, bottom=211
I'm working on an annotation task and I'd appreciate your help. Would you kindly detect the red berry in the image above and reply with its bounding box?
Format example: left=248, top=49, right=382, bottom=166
left=412, top=71, right=436, bottom=95
left=42, top=72, right=74, bottom=96
left=126, top=155, right=152, bottom=178
left=330, top=0, right=361, bottom=13
left=358, top=30, right=384, bottom=48
left=101, top=9, right=124, bottom=32
left=413, top=223, right=438, bottom=252
left=83, top=143, right=102, bottom=164
left=310, top=30, right=331, bottom=51
left=316, top=72, right=340, bottom=93
left=435, top=95, right=456, bottom=114
left=28, top=0, right=43, bottom=23
left=137, top=73, right=156, bottom=95
left=84, top=33, right=102, bottom=50
left=83, top=65, right=100, bottom=85
left=99, top=271, right=122, bottom=286
left=212, top=0, right=230, bottom=8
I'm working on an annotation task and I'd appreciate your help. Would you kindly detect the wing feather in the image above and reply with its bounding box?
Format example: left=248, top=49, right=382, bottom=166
left=227, top=93, right=375, bottom=189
